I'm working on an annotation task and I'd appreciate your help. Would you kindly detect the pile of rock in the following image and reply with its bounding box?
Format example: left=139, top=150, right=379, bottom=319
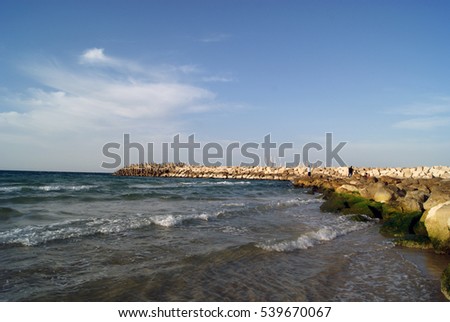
left=292, top=174, right=450, bottom=252
left=115, top=164, right=450, bottom=180
left=356, top=166, right=450, bottom=179
left=115, top=164, right=301, bottom=180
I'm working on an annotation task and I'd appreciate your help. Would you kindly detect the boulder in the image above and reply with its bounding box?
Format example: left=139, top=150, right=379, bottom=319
left=423, top=190, right=450, bottom=210
left=397, top=190, right=427, bottom=212
left=374, top=189, right=393, bottom=203
left=366, top=182, right=393, bottom=203
left=336, top=184, right=360, bottom=194
left=424, top=201, right=450, bottom=252
left=398, top=198, right=422, bottom=213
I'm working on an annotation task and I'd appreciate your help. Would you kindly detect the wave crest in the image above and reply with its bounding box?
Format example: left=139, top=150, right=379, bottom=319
left=257, top=217, right=373, bottom=252
left=0, top=211, right=224, bottom=246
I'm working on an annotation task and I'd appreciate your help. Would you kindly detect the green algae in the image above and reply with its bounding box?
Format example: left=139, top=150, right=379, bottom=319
left=394, top=235, right=433, bottom=249
left=442, top=264, right=450, bottom=300
left=319, top=191, right=438, bottom=251
left=320, top=192, right=383, bottom=219
left=379, top=211, right=423, bottom=237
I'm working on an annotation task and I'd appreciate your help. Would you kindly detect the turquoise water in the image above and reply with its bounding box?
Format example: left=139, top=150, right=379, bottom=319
left=0, top=171, right=448, bottom=301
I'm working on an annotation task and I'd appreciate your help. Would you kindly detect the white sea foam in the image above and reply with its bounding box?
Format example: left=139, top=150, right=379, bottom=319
left=39, top=185, right=63, bottom=191
left=0, top=210, right=226, bottom=246
left=258, top=217, right=373, bottom=252
left=38, top=185, right=96, bottom=192
left=0, top=221, right=89, bottom=246
left=149, top=211, right=221, bottom=227
left=276, top=198, right=322, bottom=207
left=181, top=181, right=251, bottom=186
left=0, top=187, right=21, bottom=193
left=0, top=217, right=148, bottom=246
left=212, top=181, right=251, bottom=185
left=222, top=202, right=246, bottom=207
left=70, top=185, right=96, bottom=191
left=260, top=197, right=322, bottom=211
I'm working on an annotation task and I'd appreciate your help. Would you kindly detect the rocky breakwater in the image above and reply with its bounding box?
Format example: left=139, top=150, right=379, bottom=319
left=114, top=163, right=303, bottom=181
left=291, top=169, right=450, bottom=300
left=292, top=172, right=450, bottom=252
left=114, top=164, right=450, bottom=180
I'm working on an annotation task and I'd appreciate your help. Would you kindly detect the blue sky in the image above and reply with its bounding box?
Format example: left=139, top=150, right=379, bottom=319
left=1, top=0, right=450, bottom=171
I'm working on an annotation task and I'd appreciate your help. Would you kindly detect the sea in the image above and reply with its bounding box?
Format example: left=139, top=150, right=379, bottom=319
left=0, top=170, right=448, bottom=301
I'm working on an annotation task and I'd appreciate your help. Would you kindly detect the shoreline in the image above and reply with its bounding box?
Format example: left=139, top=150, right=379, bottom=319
left=114, top=163, right=450, bottom=300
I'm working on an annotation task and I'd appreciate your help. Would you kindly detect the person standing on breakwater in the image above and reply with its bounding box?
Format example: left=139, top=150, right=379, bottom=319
left=307, top=163, right=312, bottom=177
left=348, top=166, right=354, bottom=177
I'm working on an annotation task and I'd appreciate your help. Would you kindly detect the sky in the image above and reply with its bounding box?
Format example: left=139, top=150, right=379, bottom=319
left=1, top=0, right=450, bottom=172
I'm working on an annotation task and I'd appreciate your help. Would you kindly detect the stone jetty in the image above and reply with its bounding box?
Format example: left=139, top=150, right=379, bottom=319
left=114, top=163, right=450, bottom=180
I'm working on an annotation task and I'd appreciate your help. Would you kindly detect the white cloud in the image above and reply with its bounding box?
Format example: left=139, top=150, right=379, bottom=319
left=0, top=48, right=243, bottom=170
left=81, top=48, right=109, bottom=63
left=393, top=117, right=450, bottom=130
left=394, top=104, right=450, bottom=116
left=0, top=49, right=218, bottom=135
left=78, top=48, right=144, bottom=75
left=390, top=97, right=450, bottom=130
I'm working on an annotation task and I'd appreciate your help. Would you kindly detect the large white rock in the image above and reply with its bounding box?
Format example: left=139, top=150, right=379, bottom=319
left=423, top=190, right=450, bottom=210
left=367, top=182, right=392, bottom=203
left=425, top=201, right=450, bottom=248
left=336, top=184, right=359, bottom=194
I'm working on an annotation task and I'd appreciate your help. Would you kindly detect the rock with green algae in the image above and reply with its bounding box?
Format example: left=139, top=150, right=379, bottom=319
left=441, top=264, right=450, bottom=301
left=320, top=192, right=383, bottom=219
left=394, top=235, right=433, bottom=249
left=342, top=201, right=383, bottom=218
left=302, top=176, right=450, bottom=254
left=423, top=201, right=450, bottom=253
left=379, top=211, right=423, bottom=237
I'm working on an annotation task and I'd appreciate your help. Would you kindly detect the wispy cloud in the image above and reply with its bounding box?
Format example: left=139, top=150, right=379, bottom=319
left=394, top=104, right=450, bottom=116
left=199, top=33, right=231, bottom=43
left=393, top=117, right=450, bottom=130
left=0, top=49, right=218, bottom=135
left=391, top=97, right=450, bottom=130
left=78, top=47, right=146, bottom=75
left=169, top=64, right=201, bottom=74
left=0, top=48, right=243, bottom=170
left=202, top=76, right=235, bottom=83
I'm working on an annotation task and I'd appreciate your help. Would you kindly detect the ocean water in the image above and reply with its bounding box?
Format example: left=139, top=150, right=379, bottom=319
left=0, top=170, right=448, bottom=301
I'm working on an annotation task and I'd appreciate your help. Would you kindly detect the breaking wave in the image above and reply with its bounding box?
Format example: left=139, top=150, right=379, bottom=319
left=37, top=185, right=97, bottom=192
left=0, top=211, right=224, bottom=246
left=0, top=187, right=21, bottom=193
left=257, top=217, right=373, bottom=252
left=0, top=185, right=97, bottom=193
